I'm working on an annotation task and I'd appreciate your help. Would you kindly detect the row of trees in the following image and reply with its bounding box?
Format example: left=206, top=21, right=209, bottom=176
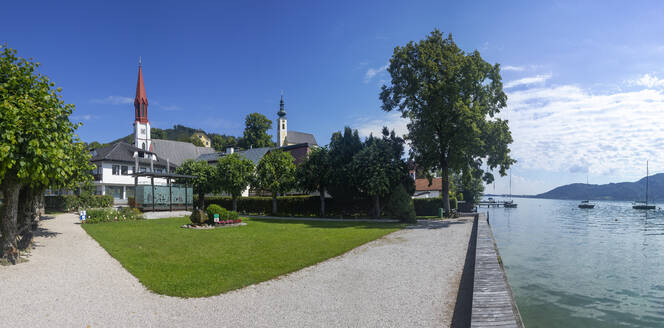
left=179, top=125, right=414, bottom=219
left=0, top=46, right=93, bottom=264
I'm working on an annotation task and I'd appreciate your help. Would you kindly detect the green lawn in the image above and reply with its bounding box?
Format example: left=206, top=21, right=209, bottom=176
left=82, top=217, right=402, bottom=298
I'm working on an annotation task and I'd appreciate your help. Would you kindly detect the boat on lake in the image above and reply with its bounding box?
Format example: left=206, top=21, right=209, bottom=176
left=578, top=176, right=595, bottom=208
left=578, top=200, right=595, bottom=209
left=633, top=160, right=656, bottom=210
left=504, top=169, right=518, bottom=208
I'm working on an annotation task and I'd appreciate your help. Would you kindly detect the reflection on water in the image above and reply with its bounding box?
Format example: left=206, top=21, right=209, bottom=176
left=486, top=198, right=664, bottom=328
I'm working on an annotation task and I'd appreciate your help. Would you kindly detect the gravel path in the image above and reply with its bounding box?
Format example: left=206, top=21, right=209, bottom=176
left=0, top=214, right=472, bottom=328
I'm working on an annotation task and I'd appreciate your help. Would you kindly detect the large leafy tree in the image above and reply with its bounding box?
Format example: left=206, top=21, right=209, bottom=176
left=0, top=45, right=93, bottom=263
left=326, top=127, right=364, bottom=201
left=380, top=30, right=514, bottom=214
left=241, top=113, right=275, bottom=149
left=352, top=128, right=411, bottom=218
left=296, top=147, right=332, bottom=216
left=254, top=150, right=296, bottom=215
left=176, top=159, right=218, bottom=210
left=209, top=133, right=237, bottom=151
left=216, top=153, right=254, bottom=211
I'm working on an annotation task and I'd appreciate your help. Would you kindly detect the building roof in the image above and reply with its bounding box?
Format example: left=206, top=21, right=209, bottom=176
left=197, top=147, right=273, bottom=165
left=197, top=143, right=313, bottom=165
left=90, top=142, right=169, bottom=167
left=415, top=178, right=442, bottom=191
left=150, top=139, right=216, bottom=166
left=286, top=131, right=317, bottom=146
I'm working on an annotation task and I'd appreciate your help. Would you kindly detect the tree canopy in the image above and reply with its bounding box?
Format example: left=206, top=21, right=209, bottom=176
left=176, top=159, right=218, bottom=209
left=326, top=127, right=364, bottom=201
left=296, top=147, right=332, bottom=216
left=380, top=30, right=514, bottom=213
left=216, top=153, right=255, bottom=211
left=241, top=113, right=275, bottom=149
left=255, top=150, right=296, bottom=214
left=0, top=45, right=93, bottom=263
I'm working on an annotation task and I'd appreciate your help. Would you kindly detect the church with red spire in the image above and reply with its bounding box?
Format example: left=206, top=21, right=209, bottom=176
left=134, top=59, right=151, bottom=151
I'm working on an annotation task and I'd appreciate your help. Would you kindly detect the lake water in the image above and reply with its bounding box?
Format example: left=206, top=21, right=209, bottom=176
left=484, top=197, right=664, bottom=327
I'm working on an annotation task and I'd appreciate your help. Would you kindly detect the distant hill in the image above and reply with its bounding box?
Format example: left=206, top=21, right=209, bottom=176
left=90, top=125, right=220, bottom=149
left=536, top=173, right=664, bottom=202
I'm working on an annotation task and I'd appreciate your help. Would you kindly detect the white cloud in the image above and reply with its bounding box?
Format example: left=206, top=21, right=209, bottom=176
left=504, top=74, right=552, bottom=89
left=504, top=83, right=664, bottom=182
left=503, top=65, right=525, bottom=72
left=631, top=73, right=664, bottom=88
left=364, top=64, right=388, bottom=83
left=71, top=114, right=95, bottom=121
left=91, top=96, right=133, bottom=105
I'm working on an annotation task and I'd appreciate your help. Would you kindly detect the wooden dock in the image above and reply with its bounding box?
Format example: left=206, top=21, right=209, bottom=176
left=471, top=214, right=524, bottom=328
left=477, top=201, right=515, bottom=207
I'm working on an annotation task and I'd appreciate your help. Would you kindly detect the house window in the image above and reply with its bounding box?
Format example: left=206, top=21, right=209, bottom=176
left=140, top=167, right=147, bottom=173
left=142, top=142, right=146, bottom=150
left=112, top=165, right=120, bottom=175
left=121, top=166, right=128, bottom=175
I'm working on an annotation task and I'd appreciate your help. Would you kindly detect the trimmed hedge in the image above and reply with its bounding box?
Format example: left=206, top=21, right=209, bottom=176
left=202, top=195, right=457, bottom=218
left=412, top=197, right=457, bottom=216
left=45, top=195, right=114, bottom=212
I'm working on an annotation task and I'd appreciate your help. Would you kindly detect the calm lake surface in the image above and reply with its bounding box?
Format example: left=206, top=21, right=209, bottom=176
left=484, top=197, right=664, bottom=327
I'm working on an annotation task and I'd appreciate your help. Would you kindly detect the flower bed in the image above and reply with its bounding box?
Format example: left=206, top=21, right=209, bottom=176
left=82, top=207, right=144, bottom=224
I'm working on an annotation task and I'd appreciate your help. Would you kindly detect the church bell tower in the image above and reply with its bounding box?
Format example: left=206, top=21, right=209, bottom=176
left=134, top=58, right=151, bottom=151
left=277, top=93, right=287, bottom=147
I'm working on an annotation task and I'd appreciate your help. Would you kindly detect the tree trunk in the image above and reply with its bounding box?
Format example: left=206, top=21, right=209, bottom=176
left=441, top=161, right=450, bottom=216
left=1, top=179, right=21, bottom=264
left=272, top=193, right=278, bottom=215
left=17, top=186, right=40, bottom=250
left=373, top=195, right=380, bottom=219
left=319, top=186, right=326, bottom=217
left=232, top=196, right=238, bottom=212
left=198, top=192, right=205, bottom=210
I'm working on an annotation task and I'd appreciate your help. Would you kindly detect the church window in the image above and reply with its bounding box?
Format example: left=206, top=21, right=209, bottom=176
left=282, top=123, right=285, bottom=129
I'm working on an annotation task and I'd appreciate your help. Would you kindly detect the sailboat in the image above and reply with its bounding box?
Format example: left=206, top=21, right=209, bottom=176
left=633, top=160, right=656, bottom=210
left=578, top=176, right=596, bottom=209
left=504, top=169, right=517, bottom=208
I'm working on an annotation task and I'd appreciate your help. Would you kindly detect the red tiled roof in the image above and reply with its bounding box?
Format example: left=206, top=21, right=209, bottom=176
left=415, top=178, right=442, bottom=191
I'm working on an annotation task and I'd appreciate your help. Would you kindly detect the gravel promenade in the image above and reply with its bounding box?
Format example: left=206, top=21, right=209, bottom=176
left=0, top=213, right=472, bottom=328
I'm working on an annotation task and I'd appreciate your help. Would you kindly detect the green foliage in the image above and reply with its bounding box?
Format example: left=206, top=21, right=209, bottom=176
left=0, top=45, right=94, bottom=189
left=380, top=30, right=514, bottom=213
left=327, top=127, right=365, bottom=201
left=384, top=184, right=416, bottom=222
left=209, top=133, right=237, bottom=151
left=255, top=150, right=296, bottom=197
left=240, top=113, right=275, bottom=148
left=413, top=197, right=457, bottom=216
left=296, top=147, right=331, bottom=194
left=44, top=195, right=113, bottom=212
left=82, top=216, right=402, bottom=297
left=84, top=207, right=143, bottom=224
left=216, top=153, right=254, bottom=200
left=190, top=136, right=205, bottom=147
left=175, top=159, right=218, bottom=208
left=205, top=204, right=227, bottom=221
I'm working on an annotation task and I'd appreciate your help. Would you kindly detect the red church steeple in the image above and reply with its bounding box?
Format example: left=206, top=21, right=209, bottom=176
left=134, top=58, right=148, bottom=124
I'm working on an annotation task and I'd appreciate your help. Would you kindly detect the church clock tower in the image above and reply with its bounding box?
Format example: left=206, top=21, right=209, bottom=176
left=134, top=59, right=151, bottom=151
left=277, top=93, right=287, bottom=147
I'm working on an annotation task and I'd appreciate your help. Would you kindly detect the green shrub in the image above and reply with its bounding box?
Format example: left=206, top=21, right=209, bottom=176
left=227, top=210, right=239, bottom=221
left=206, top=204, right=227, bottom=223
left=384, top=185, right=416, bottom=223
left=203, top=196, right=371, bottom=218
left=45, top=194, right=114, bottom=212
left=84, top=207, right=143, bottom=224
left=413, top=197, right=457, bottom=216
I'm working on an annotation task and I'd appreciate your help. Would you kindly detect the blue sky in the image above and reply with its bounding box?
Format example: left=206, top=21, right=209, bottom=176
left=4, top=0, right=664, bottom=194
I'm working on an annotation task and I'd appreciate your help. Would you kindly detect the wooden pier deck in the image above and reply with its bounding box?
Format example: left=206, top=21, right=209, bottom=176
left=471, top=214, right=524, bottom=328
